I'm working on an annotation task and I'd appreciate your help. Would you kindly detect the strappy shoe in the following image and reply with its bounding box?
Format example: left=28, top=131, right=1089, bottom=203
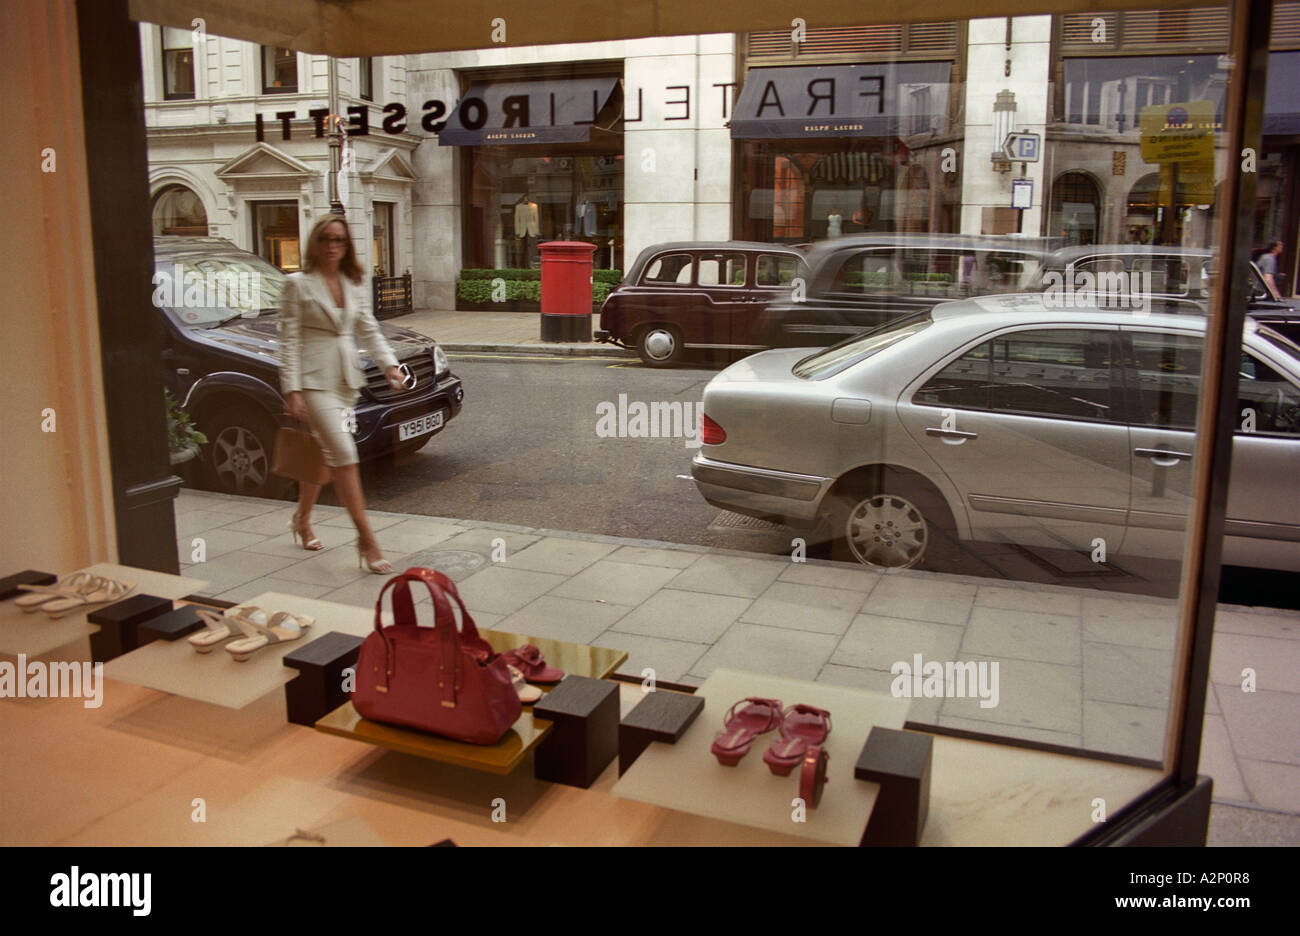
left=290, top=514, right=324, bottom=551
left=225, top=610, right=312, bottom=661
left=507, top=664, right=542, bottom=704
left=357, top=543, right=392, bottom=575
left=500, top=645, right=564, bottom=684
left=40, top=575, right=134, bottom=617
left=14, top=571, right=98, bottom=612
left=189, top=606, right=264, bottom=653
left=710, top=697, right=784, bottom=767
left=762, top=704, right=832, bottom=777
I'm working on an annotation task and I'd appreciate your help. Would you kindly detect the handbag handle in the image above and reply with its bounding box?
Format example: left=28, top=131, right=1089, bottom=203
left=371, top=569, right=490, bottom=705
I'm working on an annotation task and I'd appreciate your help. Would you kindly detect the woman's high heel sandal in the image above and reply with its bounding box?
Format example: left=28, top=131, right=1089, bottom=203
left=290, top=514, right=323, bottom=551
left=225, top=610, right=312, bottom=661
left=357, top=543, right=392, bottom=575
left=189, top=606, right=263, bottom=653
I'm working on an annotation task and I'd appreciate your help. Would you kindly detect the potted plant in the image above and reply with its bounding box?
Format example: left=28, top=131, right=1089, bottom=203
left=166, top=390, right=207, bottom=466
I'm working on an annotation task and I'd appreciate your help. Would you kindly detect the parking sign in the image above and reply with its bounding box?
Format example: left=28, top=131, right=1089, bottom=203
left=1003, top=132, right=1041, bottom=162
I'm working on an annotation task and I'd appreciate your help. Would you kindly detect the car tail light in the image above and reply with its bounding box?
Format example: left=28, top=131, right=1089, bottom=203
left=700, top=413, right=726, bottom=445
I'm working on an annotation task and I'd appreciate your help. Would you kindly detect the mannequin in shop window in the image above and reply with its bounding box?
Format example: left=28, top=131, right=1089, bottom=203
left=576, top=197, right=597, bottom=237
left=514, top=195, right=539, bottom=265
left=826, top=212, right=842, bottom=238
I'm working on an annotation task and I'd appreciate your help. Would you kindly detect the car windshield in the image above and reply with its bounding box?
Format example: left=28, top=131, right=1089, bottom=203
left=153, top=254, right=288, bottom=326
left=792, top=312, right=932, bottom=380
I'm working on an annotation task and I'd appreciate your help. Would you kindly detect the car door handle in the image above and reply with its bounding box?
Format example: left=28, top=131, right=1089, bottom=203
left=1135, top=447, right=1193, bottom=465
left=926, top=427, right=979, bottom=440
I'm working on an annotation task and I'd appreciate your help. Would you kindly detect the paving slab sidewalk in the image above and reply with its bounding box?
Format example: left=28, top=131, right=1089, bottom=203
left=396, top=308, right=630, bottom=357
left=174, top=488, right=1300, bottom=842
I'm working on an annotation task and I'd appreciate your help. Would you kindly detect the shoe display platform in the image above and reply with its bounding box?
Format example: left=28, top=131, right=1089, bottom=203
left=316, top=634, right=627, bottom=776
left=0, top=563, right=209, bottom=659
left=612, top=668, right=1164, bottom=846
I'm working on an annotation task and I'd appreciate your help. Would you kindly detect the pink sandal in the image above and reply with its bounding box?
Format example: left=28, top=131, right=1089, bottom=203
left=501, top=645, right=564, bottom=684
left=762, top=704, right=832, bottom=777
left=711, top=697, right=784, bottom=767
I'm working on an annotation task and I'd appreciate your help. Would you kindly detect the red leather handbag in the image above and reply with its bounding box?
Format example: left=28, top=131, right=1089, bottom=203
left=352, top=568, right=522, bottom=745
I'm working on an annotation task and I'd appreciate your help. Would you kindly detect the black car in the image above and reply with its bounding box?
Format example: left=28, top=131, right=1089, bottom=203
left=154, top=237, right=463, bottom=496
left=756, top=233, right=1061, bottom=348
left=1027, top=244, right=1300, bottom=345
left=594, top=241, right=808, bottom=366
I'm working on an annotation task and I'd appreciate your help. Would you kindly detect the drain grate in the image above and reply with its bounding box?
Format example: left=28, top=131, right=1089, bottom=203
left=707, top=511, right=786, bottom=532
left=399, top=549, right=489, bottom=578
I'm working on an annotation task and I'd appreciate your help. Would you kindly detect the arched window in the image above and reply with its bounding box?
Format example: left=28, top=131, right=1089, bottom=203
left=152, top=184, right=207, bottom=236
left=1049, top=171, right=1100, bottom=246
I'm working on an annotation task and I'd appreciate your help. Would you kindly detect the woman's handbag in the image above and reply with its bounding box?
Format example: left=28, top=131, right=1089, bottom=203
left=352, top=568, right=522, bottom=745
left=271, top=417, right=331, bottom=486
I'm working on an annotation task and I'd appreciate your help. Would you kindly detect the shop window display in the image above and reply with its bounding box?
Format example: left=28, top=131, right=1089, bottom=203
left=8, top=0, right=1298, bottom=867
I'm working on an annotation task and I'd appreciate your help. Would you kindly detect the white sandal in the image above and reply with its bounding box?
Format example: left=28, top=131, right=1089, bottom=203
left=507, top=664, right=542, bottom=704
left=225, top=610, right=313, bottom=661
left=189, top=606, right=263, bottom=653
left=13, top=572, right=98, bottom=612
left=41, top=575, right=134, bottom=617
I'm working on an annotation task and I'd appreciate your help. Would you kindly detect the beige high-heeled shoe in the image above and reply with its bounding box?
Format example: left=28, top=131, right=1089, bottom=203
left=356, top=543, right=392, bottom=575
left=289, top=513, right=323, bottom=551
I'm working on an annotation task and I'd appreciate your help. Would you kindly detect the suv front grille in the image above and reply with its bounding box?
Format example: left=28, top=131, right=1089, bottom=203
left=365, top=353, right=437, bottom=401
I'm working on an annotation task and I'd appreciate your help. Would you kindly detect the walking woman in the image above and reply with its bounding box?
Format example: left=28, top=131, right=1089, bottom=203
left=279, top=214, right=405, bottom=574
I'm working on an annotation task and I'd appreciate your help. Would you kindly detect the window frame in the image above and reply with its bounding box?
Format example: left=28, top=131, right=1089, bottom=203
left=261, top=45, right=299, bottom=95
left=160, top=25, right=195, bottom=101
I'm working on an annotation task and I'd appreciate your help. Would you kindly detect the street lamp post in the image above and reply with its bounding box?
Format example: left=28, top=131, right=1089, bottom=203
left=328, top=55, right=344, bottom=215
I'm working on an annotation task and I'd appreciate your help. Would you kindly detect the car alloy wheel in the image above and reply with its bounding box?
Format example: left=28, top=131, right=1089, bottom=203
left=637, top=325, right=682, bottom=367
left=844, top=493, right=928, bottom=570
left=213, top=424, right=270, bottom=494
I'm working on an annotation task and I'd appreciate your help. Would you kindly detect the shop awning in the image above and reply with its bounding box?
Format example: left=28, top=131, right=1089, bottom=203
left=729, top=63, right=952, bottom=140
left=438, top=78, right=619, bottom=146
left=1265, top=52, right=1300, bottom=135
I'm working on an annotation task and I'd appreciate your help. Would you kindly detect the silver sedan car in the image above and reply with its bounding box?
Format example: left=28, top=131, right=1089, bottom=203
left=692, top=295, right=1300, bottom=572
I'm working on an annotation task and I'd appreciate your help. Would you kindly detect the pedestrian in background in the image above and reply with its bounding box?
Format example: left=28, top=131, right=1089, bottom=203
left=279, top=214, right=405, bottom=574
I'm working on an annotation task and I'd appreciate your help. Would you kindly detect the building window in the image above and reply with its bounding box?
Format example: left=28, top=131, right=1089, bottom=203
left=261, top=47, right=298, bottom=94
left=251, top=201, right=301, bottom=270
left=1048, top=171, right=1101, bottom=246
left=372, top=202, right=394, bottom=275
left=358, top=58, right=374, bottom=101
left=160, top=26, right=195, bottom=100
left=152, top=184, right=206, bottom=235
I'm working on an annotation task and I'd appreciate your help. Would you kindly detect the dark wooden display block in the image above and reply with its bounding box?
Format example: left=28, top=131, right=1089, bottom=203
left=87, top=594, right=175, bottom=662
left=137, top=605, right=206, bottom=642
left=0, top=570, right=58, bottom=601
left=283, top=632, right=365, bottom=727
left=532, top=676, right=619, bottom=788
left=618, top=689, right=704, bottom=775
left=854, top=726, right=933, bottom=847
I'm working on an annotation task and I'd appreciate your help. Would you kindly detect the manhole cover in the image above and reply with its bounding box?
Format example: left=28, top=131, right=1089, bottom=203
left=708, top=511, right=786, bottom=531
left=399, top=549, right=489, bottom=578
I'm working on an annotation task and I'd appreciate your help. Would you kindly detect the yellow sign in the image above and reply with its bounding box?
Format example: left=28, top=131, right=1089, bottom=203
left=1140, top=101, right=1216, bottom=164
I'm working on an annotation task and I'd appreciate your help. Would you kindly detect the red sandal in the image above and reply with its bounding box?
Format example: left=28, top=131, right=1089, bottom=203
left=799, top=745, right=830, bottom=808
left=711, top=697, right=784, bottom=766
left=500, top=645, right=564, bottom=684
left=762, top=704, right=832, bottom=777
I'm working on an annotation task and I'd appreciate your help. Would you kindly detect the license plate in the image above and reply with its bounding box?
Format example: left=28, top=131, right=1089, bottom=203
left=398, top=411, right=443, bottom=441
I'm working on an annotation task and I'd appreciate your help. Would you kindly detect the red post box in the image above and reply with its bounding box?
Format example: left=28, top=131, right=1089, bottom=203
left=539, top=241, right=596, bottom=342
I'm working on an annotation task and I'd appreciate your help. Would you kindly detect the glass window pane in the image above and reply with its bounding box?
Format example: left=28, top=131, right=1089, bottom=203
left=987, top=329, right=1117, bottom=420
left=1127, top=331, right=1204, bottom=429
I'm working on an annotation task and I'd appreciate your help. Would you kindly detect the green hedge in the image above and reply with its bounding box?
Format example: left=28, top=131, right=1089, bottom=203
left=458, top=279, right=612, bottom=306
left=460, top=268, right=622, bottom=284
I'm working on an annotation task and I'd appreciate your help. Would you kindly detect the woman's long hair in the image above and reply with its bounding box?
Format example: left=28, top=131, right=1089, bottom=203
left=302, top=215, right=364, bottom=284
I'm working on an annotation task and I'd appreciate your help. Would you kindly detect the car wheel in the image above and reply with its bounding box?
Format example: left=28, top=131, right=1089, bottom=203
left=636, top=324, right=683, bottom=367
left=202, top=405, right=286, bottom=498
left=827, top=471, right=951, bottom=571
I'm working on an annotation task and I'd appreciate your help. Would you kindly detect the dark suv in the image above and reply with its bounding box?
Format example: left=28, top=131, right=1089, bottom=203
left=154, top=237, right=463, bottom=496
